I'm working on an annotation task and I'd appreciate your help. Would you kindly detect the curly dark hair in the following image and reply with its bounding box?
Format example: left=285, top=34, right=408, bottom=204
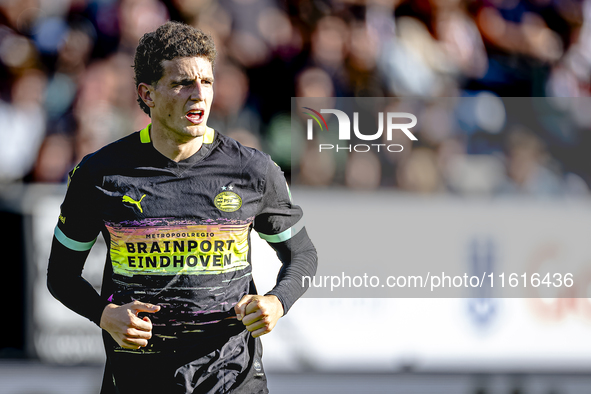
left=134, top=21, right=217, bottom=115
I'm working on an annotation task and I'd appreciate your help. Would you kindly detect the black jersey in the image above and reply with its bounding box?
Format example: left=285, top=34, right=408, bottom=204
left=54, top=124, right=306, bottom=355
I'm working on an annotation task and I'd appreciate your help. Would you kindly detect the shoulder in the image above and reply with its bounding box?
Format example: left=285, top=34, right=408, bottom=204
left=72, top=131, right=143, bottom=177
left=67, top=131, right=144, bottom=188
left=213, top=130, right=274, bottom=174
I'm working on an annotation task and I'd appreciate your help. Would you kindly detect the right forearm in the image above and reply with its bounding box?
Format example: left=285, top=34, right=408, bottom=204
left=47, top=236, right=110, bottom=326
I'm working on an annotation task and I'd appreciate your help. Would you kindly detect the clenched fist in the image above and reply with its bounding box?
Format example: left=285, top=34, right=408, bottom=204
left=234, top=295, right=284, bottom=338
left=100, top=300, right=160, bottom=349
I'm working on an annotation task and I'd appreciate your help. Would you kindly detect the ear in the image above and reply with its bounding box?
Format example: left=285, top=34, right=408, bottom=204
left=138, top=83, right=155, bottom=108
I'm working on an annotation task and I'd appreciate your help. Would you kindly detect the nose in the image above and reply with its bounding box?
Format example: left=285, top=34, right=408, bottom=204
left=190, top=81, right=204, bottom=101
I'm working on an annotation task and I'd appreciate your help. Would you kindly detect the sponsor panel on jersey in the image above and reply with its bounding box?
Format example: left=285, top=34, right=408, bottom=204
left=105, top=218, right=252, bottom=276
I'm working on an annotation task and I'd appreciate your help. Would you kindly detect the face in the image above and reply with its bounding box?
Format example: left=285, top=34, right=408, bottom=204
left=142, top=56, right=214, bottom=140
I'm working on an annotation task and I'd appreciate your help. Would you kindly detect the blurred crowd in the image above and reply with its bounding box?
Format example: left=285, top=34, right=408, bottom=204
left=1, top=0, right=590, bottom=196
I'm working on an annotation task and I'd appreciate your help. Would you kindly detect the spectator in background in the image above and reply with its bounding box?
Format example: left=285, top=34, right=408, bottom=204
left=500, top=127, right=564, bottom=196
left=309, top=16, right=352, bottom=96
left=32, top=133, right=74, bottom=183
left=294, top=68, right=338, bottom=187
left=0, top=70, right=46, bottom=182
left=208, top=61, right=261, bottom=138
left=346, top=21, right=386, bottom=97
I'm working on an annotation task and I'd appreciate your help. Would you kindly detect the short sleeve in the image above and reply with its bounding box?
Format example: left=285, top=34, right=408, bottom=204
left=253, top=160, right=304, bottom=243
left=54, top=156, right=103, bottom=252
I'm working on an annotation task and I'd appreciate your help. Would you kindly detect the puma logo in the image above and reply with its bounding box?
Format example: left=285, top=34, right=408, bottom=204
left=122, top=194, right=146, bottom=213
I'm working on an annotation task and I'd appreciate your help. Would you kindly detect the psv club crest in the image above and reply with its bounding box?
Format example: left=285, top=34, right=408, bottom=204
left=214, top=185, right=242, bottom=212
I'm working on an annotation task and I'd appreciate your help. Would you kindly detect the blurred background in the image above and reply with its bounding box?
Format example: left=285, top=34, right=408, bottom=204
left=2, top=0, right=591, bottom=392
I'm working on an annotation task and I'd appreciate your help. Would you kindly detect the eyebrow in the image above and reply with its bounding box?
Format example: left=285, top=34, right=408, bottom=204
left=172, top=78, right=192, bottom=84
left=172, top=76, right=214, bottom=84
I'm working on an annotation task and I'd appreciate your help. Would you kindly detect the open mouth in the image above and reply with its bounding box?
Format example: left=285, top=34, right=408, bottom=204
left=186, top=109, right=204, bottom=124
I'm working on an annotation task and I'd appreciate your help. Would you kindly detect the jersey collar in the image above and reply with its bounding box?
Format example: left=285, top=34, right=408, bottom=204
left=139, top=123, right=215, bottom=144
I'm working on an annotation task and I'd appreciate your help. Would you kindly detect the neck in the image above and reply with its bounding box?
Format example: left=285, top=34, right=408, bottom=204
left=150, top=124, right=204, bottom=162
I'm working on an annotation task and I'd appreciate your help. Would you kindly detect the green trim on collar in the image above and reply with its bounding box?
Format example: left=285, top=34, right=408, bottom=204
left=140, top=124, right=151, bottom=143
left=203, top=127, right=215, bottom=144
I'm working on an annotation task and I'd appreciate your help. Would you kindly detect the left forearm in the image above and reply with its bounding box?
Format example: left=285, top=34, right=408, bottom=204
left=265, top=228, right=318, bottom=314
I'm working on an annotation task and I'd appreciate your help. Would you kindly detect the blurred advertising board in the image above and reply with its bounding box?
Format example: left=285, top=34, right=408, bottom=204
left=18, top=185, right=591, bottom=371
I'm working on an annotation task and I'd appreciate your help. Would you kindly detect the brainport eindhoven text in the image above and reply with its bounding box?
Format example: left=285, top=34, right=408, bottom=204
left=307, top=110, right=418, bottom=153
left=124, top=240, right=236, bottom=269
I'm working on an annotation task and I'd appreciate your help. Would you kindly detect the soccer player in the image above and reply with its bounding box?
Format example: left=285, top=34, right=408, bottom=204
left=47, top=21, right=317, bottom=394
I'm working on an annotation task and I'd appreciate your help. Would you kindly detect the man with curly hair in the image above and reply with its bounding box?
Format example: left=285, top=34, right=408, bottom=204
left=47, top=21, right=317, bottom=393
